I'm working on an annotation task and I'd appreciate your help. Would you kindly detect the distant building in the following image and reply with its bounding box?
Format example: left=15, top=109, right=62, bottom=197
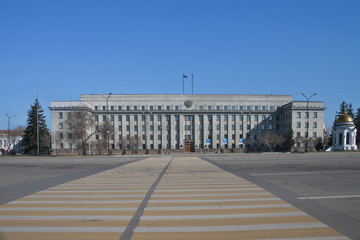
left=0, top=130, right=23, bottom=155
left=328, top=110, right=357, bottom=151
left=49, top=94, right=326, bottom=154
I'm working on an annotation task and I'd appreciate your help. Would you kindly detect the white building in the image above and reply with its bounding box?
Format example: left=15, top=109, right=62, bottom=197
left=49, top=94, right=326, bottom=154
left=330, top=111, right=357, bottom=151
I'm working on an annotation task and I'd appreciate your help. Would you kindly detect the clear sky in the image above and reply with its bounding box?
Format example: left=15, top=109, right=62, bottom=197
left=1, top=0, right=359, bottom=131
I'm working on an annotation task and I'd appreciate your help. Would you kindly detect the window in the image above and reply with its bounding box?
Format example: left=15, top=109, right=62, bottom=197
left=305, top=112, right=309, bottom=118
left=199, top=106, right=203, bottom=111
left=126, top=106, right=130, bottom=111
left=208, top=115, right=212, bottom=121
left=134, top=126, right=138, bottom=131
left=150, top=125, right=154, bottom=131
left=313, top=112, right=318, bottom=118
left=142, top=125, right=145, bottom=131
left=103, top=115, right=106, bottom=121
left=247, top=124, right=251, bottom=130
left=224, top=125, right=228, bottom=130
left=239, top=115, right=243, bottom=121
left=175, top=115, right=179, bottom=121
left=118, top=106, right=122, bottom=110
left=216, top=106, right=220, bottom=110
left=111, top=106, right=114, bottom=111
left=247, top=115, right=251, bottom=121
left=118, top=115, right=122, bottom=121
left=126, top=115, right=130, bottom=121
left=175, top=106, right=179, bottom=110
left=297, top=132, right=301, bottom=137
left=224, top=115, right=228, bottom=121
left=158, top=115, right=162, bottom=121
left=59, top=123, right=63, bottom=129
left=150, top=106, right=154, bottom=111
left=269, top=115, right=273, bottom=121
left=59, top=133, right=64, bottom=139
left=217, top=115, right=220, bottom=121
left=297, top=122, right=301, bottom=128
left=269, top=125, right=273, bottom=130
left=313, top=122, right=317, bottom=128
left=158, top=135, right=161, bottom=140
left=166, top=105, right=170, bottom=110
left=261, top=125, right=265, bottom=130
left=224, top=106, right=228, bottom=111
left=262, top=115, right=266, bottom=121
left=150, top=115, right=154, bottom=121
left=142, top=115, right=145, bottom=121
left=232, top=106, right=236, bottom=110
left=232, top=115, right=235, bottom=121
left=134, top=106, right=138, bottom=111
left=254, top=115, right=258, bottom=121
left=166, top=115, right=170, bottom=121
left=95, top=106, right=99, bottom=111
left=158, top=125, right=162, bottom=131
left=313, top=132, right=317, bottom=137
left=126, top=125, right=130, bottom=131
left=255, top=106, right=258, bottom=111
left=269, top=106, right=274, bottom=111
left=158, top=106, right=162, bottom=111
left=297, top=112, right=301, bottom=118
left=240, top=106, right=244, bottom=111
left=216, top=125, right=220, bottom=130
left=208, top=105, right=212, bottom=110
left=208, top=125, right=212, bottom=130
left=59, top=112, right=63, bottom=119
left=240, top=125, right=243, bottom=130
left=95, top=115, right=99, bottom=121
left=102, top=106, right=106, bottom=111
left=305, top=122, right=309, bottom=128
left=141, top=106, right=145, bottom=110
left=118, top=125, right=121, bottom=131
left=111, top=115, right=114, bottom=121
left=232, top=125, right=235, bottom=130
left=247, top=106, right=251, bottom=111
left=262, top=106, right=266, bottom=111
left=134, top=115, right=138, bottom=121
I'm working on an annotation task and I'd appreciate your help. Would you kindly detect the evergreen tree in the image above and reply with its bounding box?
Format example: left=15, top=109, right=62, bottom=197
left=347, top=103, right=355, bottom=119
left=284, top=129, right=295, bottom=152
left=337, top=101, right=347, bottom=115
left=355, top=108, right=360, bottom=148
left=23, top=99, right=51, bottom=155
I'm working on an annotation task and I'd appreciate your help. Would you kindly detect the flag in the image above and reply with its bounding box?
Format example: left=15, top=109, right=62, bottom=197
left=183, top=74, right=188, bottom=78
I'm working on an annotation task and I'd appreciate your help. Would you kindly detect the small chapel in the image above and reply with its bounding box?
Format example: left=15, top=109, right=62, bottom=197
left=329, top=108, right=358, bottom=151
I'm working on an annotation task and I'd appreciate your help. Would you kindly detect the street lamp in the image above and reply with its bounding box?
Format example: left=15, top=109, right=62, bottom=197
left=99, top=93, right=112, bottom=155
left=301, top=92, right=317, bottom=152
left=5, top=113, right=15, bottom=152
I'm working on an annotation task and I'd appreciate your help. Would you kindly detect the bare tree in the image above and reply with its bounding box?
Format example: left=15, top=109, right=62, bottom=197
left=260, top=132, right=284, bottom=152
left=66, top=108, right=97, bottom=155
left=294, top=136, right=306, bottom=152
left=99, top=120, right=114, bottom=155
left=118, top=135, right=142, bottom=154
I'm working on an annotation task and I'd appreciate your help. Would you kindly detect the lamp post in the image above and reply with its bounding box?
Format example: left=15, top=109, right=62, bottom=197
left=99, top=93, right=112, bottom=155
left=301, top=92, right=317, bottom=152
left=5, top=113, right=15, bottom=152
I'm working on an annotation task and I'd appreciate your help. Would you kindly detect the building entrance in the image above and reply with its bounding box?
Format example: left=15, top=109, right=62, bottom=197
left=184, top=140, right=194, bottom=152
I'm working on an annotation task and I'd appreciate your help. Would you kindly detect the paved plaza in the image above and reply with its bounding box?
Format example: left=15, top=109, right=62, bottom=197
left=0, top=153, right=359, bottom=239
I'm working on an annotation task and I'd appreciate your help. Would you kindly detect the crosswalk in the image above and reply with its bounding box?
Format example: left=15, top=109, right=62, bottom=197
left=0, top=156, right=350, bottom=240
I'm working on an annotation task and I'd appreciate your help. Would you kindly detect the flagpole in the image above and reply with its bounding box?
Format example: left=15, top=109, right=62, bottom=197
left=183, top=74, right=184, bottom=95
left=192, top=73, right=194, bottom=95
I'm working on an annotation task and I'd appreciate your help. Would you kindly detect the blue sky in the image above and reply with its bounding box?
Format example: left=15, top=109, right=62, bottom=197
left=1, top=0, right=359, bottom=130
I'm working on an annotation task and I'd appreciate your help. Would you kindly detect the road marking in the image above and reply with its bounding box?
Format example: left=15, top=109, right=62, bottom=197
left=0, top=215, right=133, bottom=220
left=299, top=195, right=360, bottom=200
left=141, top=212, right=308, bottom=220
left=145, top=204, right=292, bottom=211
left=251, top=172, right=319, bottom=176
left=135, top=222, right=327, bottom=232
left=0, top=226, right=126, bottom=232
left=152, top=192, right=271, bottom=197
left=252, top=237, right=350, bottom=240
left=149, top=197, right=281, bottom=203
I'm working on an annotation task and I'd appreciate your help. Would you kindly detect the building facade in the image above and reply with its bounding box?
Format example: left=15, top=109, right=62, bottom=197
left=0, top=130, right=23, bottom=155
left=50, top=94, right=326, bottom=153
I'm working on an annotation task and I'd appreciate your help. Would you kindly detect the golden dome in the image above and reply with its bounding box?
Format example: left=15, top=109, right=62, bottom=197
left=335, top=113, right=353, bottom=123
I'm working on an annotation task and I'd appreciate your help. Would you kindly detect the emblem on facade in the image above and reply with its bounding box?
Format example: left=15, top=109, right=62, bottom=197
left=184, top=100, right=193, bottom=108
